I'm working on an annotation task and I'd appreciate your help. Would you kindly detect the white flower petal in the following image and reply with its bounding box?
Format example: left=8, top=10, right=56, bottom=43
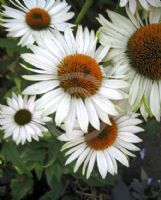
left=76, top=99, right=89, bottom=133
left=2, top=0, right=74, bottom=47
left=74, top=147, right=90, bottom=173
left=0, top=93, right=49, bottom=145
left=150, top=82, right=160, bottom=121
left=65, top=144, right=86, bottom=165
left=23, top=80, right=59, bottom=95
left=96, top=151, right=108, bottom=179
left=86, top=151, right=96, bottom=179
left=55, top=93, right=71, bottom=126
left=84, top=98, right=100, bottom=130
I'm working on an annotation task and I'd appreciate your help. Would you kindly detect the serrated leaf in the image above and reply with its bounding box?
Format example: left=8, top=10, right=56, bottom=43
left=2, top=141, right=30, bottom=174
left=72, top=168, right=118, bottom=187
left=40, top=181, right=64, bottom=200
left=45, top=163, right=63, bottom=188
left=11, top=175, right=33, bottom=200
left=34, top=162, right=43, bottom=180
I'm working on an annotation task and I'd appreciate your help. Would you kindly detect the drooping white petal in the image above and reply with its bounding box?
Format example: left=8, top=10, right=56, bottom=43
left=84, top=98, right=100, bottom=130
left=96, top=151, right=108, bottom=179
left=108, top=146, right=129, bottom=167
left=65, top=144, right=86, bottom=165
left=59, top=112, right=142, bottom=179
left=65, top=98, right=77, bottom=135
left=86, top=151, right=96, bottom=179
left=103, top=150, right=115, bottom=175
left=55, top=93, right=71, bottom=126
left=150, top=82, right=160, bottom=121
left=76, top=99, right=89, bottom=133
left=74, top=147, right=90, bottom=173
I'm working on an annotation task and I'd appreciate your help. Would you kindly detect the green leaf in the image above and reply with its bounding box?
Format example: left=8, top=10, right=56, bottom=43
left=23, top=148, right=46, bottom=162
left=45, top=163, right=63, bottom=188
left=80, top=172, right=118, bottom=187
left=65, top=164, right=118, bottom=187
left=46, top=121, right=63, bottom=137
left=0, top=38, right=18, bottom=48
left=34, top=162, right=43, bottom=180
left=14, top=77, right=22, bottom=92
left=0, top=38, right=28, bottom=56
left=11, top=175, right=33, bottom=200
left=44, top=138, right=62, bottom=168
left=0, top=57, right=13, bottom=72
left=1, top=141, right=30, bottom=174
left=45, top=165, right=55, bottom=188
left=0, top=0, right=7, bottom=5
left=4, top=86, right=20, bottom=99
left=144, top=119, right=160, bottom=135
left=40, top=181, right=64, bottom=200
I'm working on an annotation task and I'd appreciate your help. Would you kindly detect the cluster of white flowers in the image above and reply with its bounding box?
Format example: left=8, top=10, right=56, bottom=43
left=0, top=0, right=160, bottom=179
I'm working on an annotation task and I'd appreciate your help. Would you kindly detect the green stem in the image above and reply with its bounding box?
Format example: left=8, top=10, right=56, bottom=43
left=75, top=0, right=93, bottom=25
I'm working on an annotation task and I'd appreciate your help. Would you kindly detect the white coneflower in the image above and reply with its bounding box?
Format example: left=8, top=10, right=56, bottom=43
left=0, top=93, right=51, bottom=145
left=21, top=26, right=128, bottom=134
left=119, top=0, right=161, bottom=14
left=1, top=0, right=74, bottom=47
left=58, top=113, right=143, bottom=179
left=98, top=8, right=161, bottom=121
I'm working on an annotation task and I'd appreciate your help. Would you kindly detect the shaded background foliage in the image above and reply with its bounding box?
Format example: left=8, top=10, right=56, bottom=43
left=0, top=0, right=161, bottom=199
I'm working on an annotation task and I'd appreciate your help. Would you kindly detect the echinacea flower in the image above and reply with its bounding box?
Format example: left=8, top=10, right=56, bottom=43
left=1, top=0, right=74, bottom=47
left=0, top=93, right=51, bottom=145
left=98, top=8, right=161, bottom=121
left=58, top=113, right=143, bottom=179
left=120, top=0, right=161, bottom=14
left=21, top=26, right=128, bottom=134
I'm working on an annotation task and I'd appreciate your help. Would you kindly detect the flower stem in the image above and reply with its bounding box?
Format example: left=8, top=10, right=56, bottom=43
left=75, top=0, right=93, bottom=25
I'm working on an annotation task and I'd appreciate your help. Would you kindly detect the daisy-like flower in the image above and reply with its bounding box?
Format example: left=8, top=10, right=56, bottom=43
left=0, top=93, right=51, bottom=145
left=98, top=8, right=161, bottom=121
left=21, top=26, right=128, bottom=134
left=120, top=0, right=161, bottom=14
left=58, top=113, right=143, bottom=179
left=1, top=0, right=74, bottom=47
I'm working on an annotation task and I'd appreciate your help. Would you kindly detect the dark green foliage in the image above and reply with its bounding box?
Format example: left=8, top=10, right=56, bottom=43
left=0, top=1, right=161, bottom=200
